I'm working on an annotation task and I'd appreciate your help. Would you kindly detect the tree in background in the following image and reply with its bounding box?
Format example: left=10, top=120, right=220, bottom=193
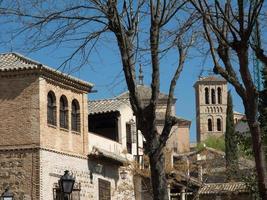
left=0, top=1, right=197, bottom=199
left=225, top=91, right=238, bottom=176
left=259, top=64, right=267, bottom=158
left=191, top=1, right=267, bottom=198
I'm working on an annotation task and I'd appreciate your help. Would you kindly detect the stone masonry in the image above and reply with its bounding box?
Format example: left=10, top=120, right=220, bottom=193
left=194, top=76, right=228, bottom=143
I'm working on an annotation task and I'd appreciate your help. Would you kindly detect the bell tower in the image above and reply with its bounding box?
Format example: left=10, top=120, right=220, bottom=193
left=194, top=76, right=228, bottom=143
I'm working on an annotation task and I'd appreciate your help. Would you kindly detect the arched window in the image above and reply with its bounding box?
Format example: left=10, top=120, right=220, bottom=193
left=72, top=99, right=80, bottom=132
left=211, top=89, right=216, bottom=104
left=217, top=87, right=222, bottom=104
left=217, top=118, right=222, bottom=131
left=60, top=95, right=68, bottom=129
left=208, top=119, right=212, bottom=131
left=47, top=91, right=56, bottom=125
left=205, top=88, right=209, bottom=104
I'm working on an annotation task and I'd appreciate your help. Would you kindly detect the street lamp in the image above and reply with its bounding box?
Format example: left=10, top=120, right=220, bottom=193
left=1, top=187, right=14, bottom=200
left=58, top=170, right=75, bottom=199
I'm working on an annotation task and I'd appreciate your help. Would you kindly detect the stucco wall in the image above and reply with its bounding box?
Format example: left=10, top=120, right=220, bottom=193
left=40, top=149, right=135, bottom=200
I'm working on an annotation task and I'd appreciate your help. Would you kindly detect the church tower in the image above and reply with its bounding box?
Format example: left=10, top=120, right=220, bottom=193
left=194, top=76, right=228, bottom=143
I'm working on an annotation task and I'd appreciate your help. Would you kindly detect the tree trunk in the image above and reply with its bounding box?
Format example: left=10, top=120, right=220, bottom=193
left=247, top=120, right=267, bottom=199
left=244, top=92, right=267, bottom=199
left=149, top=146, right=169, bottom=200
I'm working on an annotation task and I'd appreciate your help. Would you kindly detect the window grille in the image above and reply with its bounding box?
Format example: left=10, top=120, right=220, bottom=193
left=126, top=123, right=132, bottom=154
left=99, top=179, right=111, bottom=200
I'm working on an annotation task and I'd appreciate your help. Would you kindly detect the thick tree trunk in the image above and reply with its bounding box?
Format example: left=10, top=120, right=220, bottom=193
left=247, top=120, right=267, bottom=199
left=149, top=148, right=169, bottom=200
left=244, top=94, right=267, bottom=199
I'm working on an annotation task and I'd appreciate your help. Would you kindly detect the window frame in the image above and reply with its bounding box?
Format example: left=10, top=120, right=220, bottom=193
left=47, top=91, right=57, bottom=126
left=71, top=99, right=81, bottom=132
left=60, top=95, right=69, bottom=129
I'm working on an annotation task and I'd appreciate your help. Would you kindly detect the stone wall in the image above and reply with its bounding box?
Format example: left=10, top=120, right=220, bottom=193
left=0, top=148, right=39, bottom=200
left=195, top=81, right=228, bottom=142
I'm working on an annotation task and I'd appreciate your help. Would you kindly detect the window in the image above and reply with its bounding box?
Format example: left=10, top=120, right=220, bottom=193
left=89, top=112, right=119, bottom=142
left=205, top=88, right=209, bottom=104
left=217, top=118, right=222, bottom=131
left=47, top=91, right=56, bottom=125
left=208, top=119, right=212, bottom=131
left=72, top=100, right=80, bottom=132
left=217, top=87, right=222, bottom=104
left=126, top=123, right=132, bottom=154
left=99, top=179, right=111, bottom=200
left=60, top=95, right=68, bottom=129
left=211, top=89, right=216, bottom=104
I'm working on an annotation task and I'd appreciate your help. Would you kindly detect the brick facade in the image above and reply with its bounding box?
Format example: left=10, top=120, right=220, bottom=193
left=0, top=53, right=135, bottom=200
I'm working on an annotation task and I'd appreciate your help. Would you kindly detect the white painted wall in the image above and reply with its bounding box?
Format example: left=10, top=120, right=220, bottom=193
left=40, top=149, right=135, bottom=200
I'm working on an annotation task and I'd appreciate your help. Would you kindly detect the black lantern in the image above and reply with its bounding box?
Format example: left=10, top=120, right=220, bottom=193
left=59, top=170, right=75, bottom=195
left=1, top=187, right=14, bottom=200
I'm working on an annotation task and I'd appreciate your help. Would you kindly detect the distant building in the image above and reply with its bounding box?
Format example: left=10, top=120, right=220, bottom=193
left=194, top=76, right=228, bottom=142
left=171, top=147, right=254, bottom=200
left=117, top=84, right=191, bottom=154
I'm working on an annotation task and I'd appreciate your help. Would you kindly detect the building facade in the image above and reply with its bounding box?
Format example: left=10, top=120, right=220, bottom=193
left=0, top=52, right=137, bottom=200
left=194, top=76, right=228, bottom=142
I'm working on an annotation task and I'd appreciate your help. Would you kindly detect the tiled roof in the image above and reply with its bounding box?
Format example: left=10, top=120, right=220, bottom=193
left=155, top=112, right=191, bottom=126
left=194, top=76, right=227, bottom=87
left=88, top=98, right=131, bottom=115
left=0, top=52, right=41, bottom=70
left=173, top=147, right=254, bottom=169
left=0, top=52, right=93, bottom=89
left=199, top=76, right=227, bottom=82
left=117, top=85, right=170, bottom=100
left=88, top=98, right=191, bottom=125
left=199, top=182, right=248, bottom=194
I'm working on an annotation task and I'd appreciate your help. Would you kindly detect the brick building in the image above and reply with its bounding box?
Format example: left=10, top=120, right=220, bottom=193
left=0, top=52, right=191, bottom=200
left=0, top=52, right=137, bottom=200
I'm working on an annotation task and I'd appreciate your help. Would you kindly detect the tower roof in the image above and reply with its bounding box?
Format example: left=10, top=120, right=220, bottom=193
left=117, top=84, right=171, bottom=100
left=194, top=76, right=227, bottom=87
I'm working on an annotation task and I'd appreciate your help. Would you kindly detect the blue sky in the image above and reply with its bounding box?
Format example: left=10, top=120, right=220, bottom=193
left=0, top=41, right=245, bottom=142
left=0, top=2, right=247, bottom=142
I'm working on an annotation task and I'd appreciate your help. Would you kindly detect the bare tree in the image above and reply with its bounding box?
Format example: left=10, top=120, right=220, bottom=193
left=190, top=0, right=267, bottom=199
left=0, top=1, right=196, bottom=199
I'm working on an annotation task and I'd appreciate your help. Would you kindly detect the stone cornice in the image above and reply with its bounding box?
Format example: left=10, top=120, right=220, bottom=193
left=0, top=145, right=88, bottom=159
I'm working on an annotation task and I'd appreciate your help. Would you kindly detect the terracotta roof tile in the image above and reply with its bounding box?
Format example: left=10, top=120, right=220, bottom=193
left=117, top=85, right=169, bottom=100
left=0, top=52, right=93, bottom=89
left=199, top=182, right=248, bottom=194
left=88, top=98, right=131, bottom=114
